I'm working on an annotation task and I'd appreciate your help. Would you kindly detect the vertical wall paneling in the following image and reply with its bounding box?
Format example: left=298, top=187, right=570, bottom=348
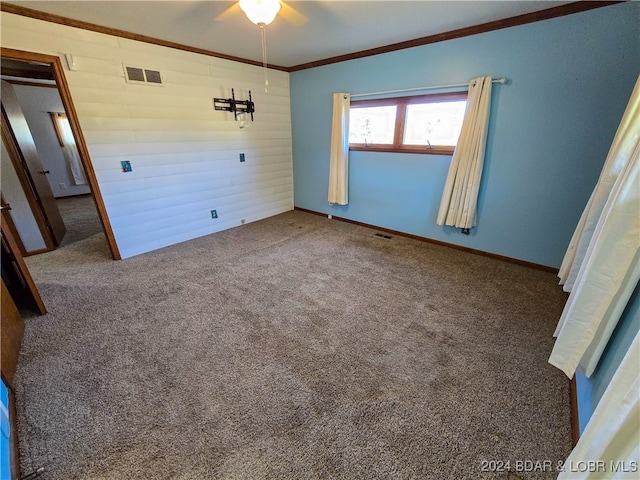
left=1, top=13, right=293, bottom=258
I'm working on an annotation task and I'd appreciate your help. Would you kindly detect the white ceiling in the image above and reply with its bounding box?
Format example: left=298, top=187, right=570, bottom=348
left=6, top=1, right=573, bottom=68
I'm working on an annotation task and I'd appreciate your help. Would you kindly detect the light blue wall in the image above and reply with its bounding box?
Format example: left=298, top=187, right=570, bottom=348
left=575, top=282, right=640, bottom=433
left=290, top=2, right=639, bottom=268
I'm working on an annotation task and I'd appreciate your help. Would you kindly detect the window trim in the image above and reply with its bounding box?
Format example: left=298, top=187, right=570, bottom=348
left=349, top=91, right=467, bottom=155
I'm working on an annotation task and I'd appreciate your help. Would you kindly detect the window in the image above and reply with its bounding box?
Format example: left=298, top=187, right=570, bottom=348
left=49, top=112, right=73, bottom=147
left=349, top=92, right=467, bottom=155
left=49, top=112, right=87, bottom=185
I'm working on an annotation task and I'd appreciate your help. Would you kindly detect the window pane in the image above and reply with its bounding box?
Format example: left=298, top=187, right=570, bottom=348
left=349, top=106, right=396, bottom=144
left=403, top=101, right=466, bottom=146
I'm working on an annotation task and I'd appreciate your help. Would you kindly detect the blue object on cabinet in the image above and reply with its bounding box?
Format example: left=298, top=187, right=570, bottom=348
left=1, top=379, right=10, bottom=480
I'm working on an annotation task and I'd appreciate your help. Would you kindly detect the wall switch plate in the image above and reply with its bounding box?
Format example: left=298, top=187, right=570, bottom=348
left=121, top=160, right=132, bottom=172
left=239, top=153, right=245, bottom=162
left=211, top=209, right=218, bottom=219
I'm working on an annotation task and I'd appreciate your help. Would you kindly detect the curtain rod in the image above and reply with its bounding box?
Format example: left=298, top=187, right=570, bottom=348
left=350, top=77, right=507, bottom=98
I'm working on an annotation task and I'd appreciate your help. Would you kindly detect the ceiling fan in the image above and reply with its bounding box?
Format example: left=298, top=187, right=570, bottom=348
left=215, top=0, right=308, bottom=27
left=216, top=1, right=307, bottom=93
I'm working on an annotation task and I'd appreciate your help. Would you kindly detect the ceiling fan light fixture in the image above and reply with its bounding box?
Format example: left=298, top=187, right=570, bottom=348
left=239, top=0, right=281, bottom=25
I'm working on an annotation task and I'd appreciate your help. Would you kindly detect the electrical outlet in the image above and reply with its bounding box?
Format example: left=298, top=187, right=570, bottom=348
left=239, top=153, right=245, bottom=162
left=211, top=209, right=218, bottom=219
left=59, top=183, right=67, bottom=190
left=240, top=218, right=245, bottom=225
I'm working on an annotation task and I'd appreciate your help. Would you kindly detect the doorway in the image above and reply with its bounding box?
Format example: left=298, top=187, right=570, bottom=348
left=1, top=48, right=120, bottom=261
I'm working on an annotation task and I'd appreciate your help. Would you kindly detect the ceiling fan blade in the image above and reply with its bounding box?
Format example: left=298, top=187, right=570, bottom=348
left=215, top=3, right=242, bottom=22
left=278, top=1, right=308, bottom=26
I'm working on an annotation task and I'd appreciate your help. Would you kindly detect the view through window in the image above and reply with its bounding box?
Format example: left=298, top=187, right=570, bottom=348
left=349, top=92, right=467, bottom=155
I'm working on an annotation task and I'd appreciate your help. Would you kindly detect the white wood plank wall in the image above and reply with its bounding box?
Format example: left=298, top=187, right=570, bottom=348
left=1, top=13, right=294, bottom=258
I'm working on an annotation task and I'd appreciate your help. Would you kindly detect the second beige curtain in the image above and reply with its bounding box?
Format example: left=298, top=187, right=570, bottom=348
left=437, top=76, right=492, bottom=229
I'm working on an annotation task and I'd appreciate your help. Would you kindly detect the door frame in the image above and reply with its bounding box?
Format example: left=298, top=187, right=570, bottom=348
left=1, top=207, right=46, bottom=315
left=1, top=47, right=121, bottom=260
left=0, top=194, right=27, bottom=256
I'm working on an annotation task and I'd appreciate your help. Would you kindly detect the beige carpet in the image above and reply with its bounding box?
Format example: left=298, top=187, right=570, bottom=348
left=16, top=209, right=572, bottom=479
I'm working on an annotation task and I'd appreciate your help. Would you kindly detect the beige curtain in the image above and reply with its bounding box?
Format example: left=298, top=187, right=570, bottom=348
left=328, top=93, right=350, bottom=205
left=549, top=77, right=640, bottom=378
left=557, top=330, right=640, bottom=480
left=53, top=113, right=87, bottom=185
left=559, top=76, right=640, bottom=291
left=436, top=76, right=492, bottom=229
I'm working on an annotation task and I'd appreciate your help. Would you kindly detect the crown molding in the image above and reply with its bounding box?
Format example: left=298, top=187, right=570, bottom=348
left=1, top=1, right=625, bottom=73
left=288, top=1, right=625, bottom=72
left=0, top=3, right=288, bottom=72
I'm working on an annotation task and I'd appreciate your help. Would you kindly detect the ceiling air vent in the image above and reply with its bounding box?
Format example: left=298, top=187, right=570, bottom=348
left=123, top=65, right=164, bottom=86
